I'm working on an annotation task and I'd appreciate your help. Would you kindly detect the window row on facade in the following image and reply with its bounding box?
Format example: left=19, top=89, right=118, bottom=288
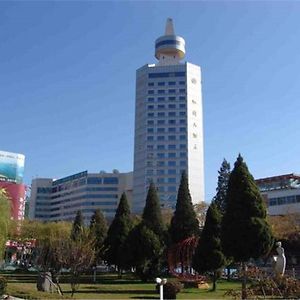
left=147, top=144, right=186, bottom=150
left=146, top=160, right=186, bottom=167
left=148, top=89, right=186, bottom=95
left=147, top=112, right=186, bottom=117
left=147, top=104, right=186, bottom=110
left=147, top=135, right=186, bottom=141
left=268, top=195, right=300, bottom=206
left=148, top=81, right=185, bottom=87
left=147, top=96, right=186, bottom=102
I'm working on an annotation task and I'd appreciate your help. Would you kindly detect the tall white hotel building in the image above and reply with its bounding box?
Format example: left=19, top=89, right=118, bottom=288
left=133, top=19, right=204, bottom=212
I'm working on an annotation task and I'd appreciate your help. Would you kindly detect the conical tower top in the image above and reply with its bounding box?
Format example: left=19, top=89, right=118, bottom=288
left=165, top=18, right=175, bottom=35
left=155, top=18, right=185, bottom=63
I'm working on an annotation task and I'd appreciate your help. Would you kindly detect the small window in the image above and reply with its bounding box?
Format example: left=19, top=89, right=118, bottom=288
left=179, top=89, right=186, bottom=93
left=168, top=96, right=176, bottom=101
left=157, top=145, right=165, bottom=150
left=158, top=112, right=165, bottom=117
left=158, top=82, right=165, bottom=86
left=168, top=82, right=176, bottom=86
left=157, top=120, right=165, bottom=125
left=168, top=104, right=176, bottom=109
left=147, top=105, right=154, bottom=110
left=168, top=127, right=176, bottom=133
left=169, top=119, right=176, bottom=124
left=158, top=97, right=165, bottom=102
left=168, top=135, right=176, bottom=141
left=147, top=120, right=154, bottom=125
left=158, top=90, right=165, bottom=94
left=168, top=145, right=176, bottom=150
left=168, top=153, right=176, bottom=158
left=157, top=128, right=165, bottom=133
left=147, top=128, right=154, bottom=133
left=148, top=90, right=154, bottom=95
left=148, top=113, right=154, bottom=117
left=157, top=136, right=165, bottom=141
left=147, top=97, right=154, bottom=102
left=168, top=112, right=176, bottom=117
left=168, top=89, right=176, bottom=94
left=158, top=104, right=165, bottom=109
left=148, top=82, right=154, bottom=87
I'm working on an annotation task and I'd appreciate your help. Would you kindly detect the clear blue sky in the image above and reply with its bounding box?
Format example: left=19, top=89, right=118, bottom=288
left=1, top=1, right=300, bottom=202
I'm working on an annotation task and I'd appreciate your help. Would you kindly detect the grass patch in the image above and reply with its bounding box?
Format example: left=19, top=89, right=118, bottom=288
left=3, top=272, right=240, bottom=299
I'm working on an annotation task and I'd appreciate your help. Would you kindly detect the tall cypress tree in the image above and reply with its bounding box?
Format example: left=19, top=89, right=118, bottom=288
left=89, top=209, right=108, bottom=263
left=104, top=193, right=133, bottom=272
left=221, top=154, right=273, bottom=299
left=71, top=210, right=84, bottom=241
left=193, top=203, right=225, bottom=291
left=126, top=183, right=165, bottom=281
left=212, top=159, right=231, bottom=214
left=141, top=181, right=165, bottom=240
left=170, top=171, right=199, bottom=243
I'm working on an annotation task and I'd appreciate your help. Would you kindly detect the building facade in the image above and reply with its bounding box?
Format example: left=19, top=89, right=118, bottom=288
left=29, top=170, right=132, bottom=223
left=0, top=150, right=26, bottom=220
left=256, top=173, right=300, bottom=215
left=133, top=19, right=204, bottom=212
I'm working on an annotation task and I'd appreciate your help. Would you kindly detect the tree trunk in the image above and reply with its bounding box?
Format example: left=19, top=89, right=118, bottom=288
left=212, top=271, right=217, bottom=291
left=241, top=262, right=247, bottom=300
left=226, top=266, right=231, bottom=281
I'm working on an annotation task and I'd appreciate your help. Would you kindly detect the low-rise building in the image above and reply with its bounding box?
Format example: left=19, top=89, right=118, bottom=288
left=256, top=173, right=300, bottom=215
left=29, top=170, right=132, bottom=223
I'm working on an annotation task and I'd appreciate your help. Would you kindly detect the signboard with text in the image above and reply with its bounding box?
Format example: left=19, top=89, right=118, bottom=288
left=0, top=150, right=25, bottom=184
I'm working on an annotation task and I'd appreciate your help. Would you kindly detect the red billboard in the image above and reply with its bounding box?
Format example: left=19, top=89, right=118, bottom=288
left=0, top=182, right=26, bottom=220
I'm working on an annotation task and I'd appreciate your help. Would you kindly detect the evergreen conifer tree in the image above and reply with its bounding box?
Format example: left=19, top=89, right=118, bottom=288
left=104, top=193, right=133, bottom=273
left=170, top=171, right=199, bottom=243
left=193, top=202, right=225, bottom=291
left=212, top=159, right=231, bottom=214
left=126, top=183, right=165, bottom=281
left=89, top=209, right=108, bottom=263
left=141, top=181, right=165, bottom=240
left=221, top=154, right=273, bottom=299
left=71, top=211, right=84, bottom=241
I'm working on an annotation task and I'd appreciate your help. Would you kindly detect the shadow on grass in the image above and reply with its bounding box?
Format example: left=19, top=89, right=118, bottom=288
left=63, top=289, right=156, bottom=295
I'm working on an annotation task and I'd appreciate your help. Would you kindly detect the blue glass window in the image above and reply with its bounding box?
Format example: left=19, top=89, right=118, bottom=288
left=169, top=153, right=176, bottom=158
left=158, top=104, right=165, bottom=109
left=158, top=90, right=165, bottom=94
left=169, top=120, right=176, bottom=124
left=147, top=136, right=154, bottom=141
left=180, top=135, right=186, bottom=140
left=180, top=160, right=186, bottom=166
left=168, top=89, right=176, bottom=94
left=158, top=97, right=165, bottom=102
left=179, top=96, right=185, bottom=100
left=157, top=153, right=164, bottom=158
left=168, top=186, right=177, bottom=192
left=179, top=89, right=186, bottom=93
left=179, top=112, right=186, bottom=116
left=147, top=120, right=154, bottom=125
left=158, top=112, right=165, bottom=117
left=168, top=161, right=176, bottom=166
left=158, top=82, right=165, bottom=86
left=157, top=169, right=165, bottom=175
left=168, top=112, right=176, bottom=117
left=179, top=81, right=185, bottom=85
left=180, top=144, right=186, bottom=149
left=148, top=72, right=186, bottom=78
left=87, top=177, right=102, bottom=184
left=180, top=127, right=186, bottom=132
left=157, top=120, right=165, bottom=125
left=157, top=128, right=165, bottom=133
left=168, top=82, right=176, bottom=86
left=103, top=177, right=119, bottom=184
left=179, top=104, right=186, bottom=109
left=147, top=97, right=154, bottom=102
left=168, top=96, right=176, bottom=101
left=168, top=178, right=176, bottom=183
left=157, top=145, right=165, bottom=150
left=168, top=127, right=176, bottom=132
left=168, top=104, right=176, bottom=109
left=168, top=135, right=176, bottom=141
left=180, top=119, right=185, bottom=124
left=157, top=161, right=165, bottom=166
left=168, top=169, right=176, bottom=175
left=168, top=145, right=176, bottom=150
left=148, top=90, right=154, bottom=95
left=148, top=82, right=154, bottom=87
left=147, top=169, right=153, bottom=175
left=147, top=128, right=154, bottom=133
left=147, top=105, right=154, bottom=110
left=157, top=136, right=165, bottom=141
left=148, top=113, right=154, bottom=117
left=180, top=152, right=186, bottom=158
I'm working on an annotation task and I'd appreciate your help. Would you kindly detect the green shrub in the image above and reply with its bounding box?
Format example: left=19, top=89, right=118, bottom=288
left=0, top=276, right=7, bottom=296
left=156, top=280, right=183, bottom=300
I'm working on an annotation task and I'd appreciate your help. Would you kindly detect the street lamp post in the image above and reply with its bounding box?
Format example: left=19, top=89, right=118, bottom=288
left=156, top=277, right=167, bottom=300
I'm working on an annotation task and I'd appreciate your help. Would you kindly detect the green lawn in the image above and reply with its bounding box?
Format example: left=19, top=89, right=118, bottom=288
left=3, top=272, right=240, bottom=299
